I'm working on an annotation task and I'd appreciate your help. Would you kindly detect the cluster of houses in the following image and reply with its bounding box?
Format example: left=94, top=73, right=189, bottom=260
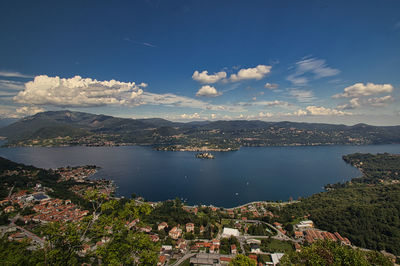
left=293, top=220, right=351, bottom=246
left=29, top=198, right=89, bottom=223
left=0, top=189, right=89, bottom=224
left=182, top=202, right=274, bottom=220
left=54, top=166, right=97, bottom=182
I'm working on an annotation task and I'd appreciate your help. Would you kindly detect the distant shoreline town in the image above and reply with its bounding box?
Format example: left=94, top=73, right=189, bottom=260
left=1, top=110, right=400, bottom=151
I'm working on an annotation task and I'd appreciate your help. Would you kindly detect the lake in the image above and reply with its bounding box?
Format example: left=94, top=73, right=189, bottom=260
left=1, top=144, right=399, bottom=208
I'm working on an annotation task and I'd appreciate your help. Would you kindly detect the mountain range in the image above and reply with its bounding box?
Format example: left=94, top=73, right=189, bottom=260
left=1, top=110, right=400, bottom=149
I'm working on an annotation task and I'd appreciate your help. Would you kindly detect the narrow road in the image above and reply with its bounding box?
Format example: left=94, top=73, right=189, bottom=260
left=171, top=252, right=196, bottom=266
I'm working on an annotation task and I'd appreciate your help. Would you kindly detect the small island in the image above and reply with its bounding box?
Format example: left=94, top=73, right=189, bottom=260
left=196, top=152, right=215, bottom=159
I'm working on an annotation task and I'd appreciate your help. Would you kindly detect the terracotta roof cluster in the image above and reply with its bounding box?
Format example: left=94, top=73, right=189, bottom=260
left=304, top=229, right=351, bottom=245
left=32, top=198, right=88, bottom=223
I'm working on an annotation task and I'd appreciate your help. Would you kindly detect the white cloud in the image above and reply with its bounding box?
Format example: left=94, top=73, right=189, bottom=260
left=254, top=100, right=290, bottom=107
left=0, top=79, right=25, bottom=91
left=0, top=105, right=46, bottom=118
left=305, top=106, right=350, bottom=116
left=287, top=57, right=339, bottom=85
left=13, top=75, right=246, bottom=113
left=137, top=92, right=244, bottom=112
left=333, top=82, right=394, bottom=98
left=180, top=113, right=201, bottom=119
left=338, top=95, right=395, bottom=109
left=0, top=71, right=33, bottom=78
left=14, top=75, right=146, bottom=107
left=236, top=100, right=290, bottom=108
left=289, top=106, right=350, bottom=116
left=211, top=113, right=217, bottom=119
left=258, top=112, right=273, bottom=118
left=195, top=85, right=221, bottom=97
left=16, top=106, right=46, bottom=116
left=293, top=109, right=308, bottom=116
left=264, top=82, right=278, bottom=90
left=289, top=89, right=316, bottom=103
left=192, top=70, right=227, bottom=84
left=367, top=95, right=394, bottom=106
left=230, top=65, right=271, bottom=82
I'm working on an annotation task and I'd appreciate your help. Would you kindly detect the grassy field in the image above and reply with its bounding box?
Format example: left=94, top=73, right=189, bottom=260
left=261, top=239, right=293, bottom=253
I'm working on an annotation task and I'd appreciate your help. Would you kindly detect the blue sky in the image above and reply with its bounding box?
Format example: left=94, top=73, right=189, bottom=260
left=0, top=0, right=399, bottom=125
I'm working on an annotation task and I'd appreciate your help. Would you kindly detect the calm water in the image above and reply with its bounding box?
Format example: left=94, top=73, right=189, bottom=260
left=1, top=144, right=399, bottom=207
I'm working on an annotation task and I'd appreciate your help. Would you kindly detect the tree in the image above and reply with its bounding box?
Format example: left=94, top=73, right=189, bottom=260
left=42, top=222, right=82, bottom=265
left=229, top=254, right=257, bottom=266
left=280, top=240, right=392, bottom=266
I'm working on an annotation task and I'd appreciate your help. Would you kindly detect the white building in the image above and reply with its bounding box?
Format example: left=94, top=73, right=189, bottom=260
left=222, top=227, right=240, bottom=238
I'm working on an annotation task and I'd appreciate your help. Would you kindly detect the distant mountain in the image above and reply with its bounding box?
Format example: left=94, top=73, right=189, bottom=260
left=1, top=110, right=400, bottom=149
left=0, top=118, right=18, bottom=128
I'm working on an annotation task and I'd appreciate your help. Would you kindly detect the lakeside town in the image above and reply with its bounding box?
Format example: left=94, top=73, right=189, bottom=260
left=2, top=159, right=396, bottom=265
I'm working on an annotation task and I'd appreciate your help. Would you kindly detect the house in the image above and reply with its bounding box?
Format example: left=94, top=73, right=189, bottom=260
left=220, top=257, right=231, bottom=264
left=273, top=222, right=282, bottom=228
left=294, top=231, right=304, bottom=239
left=8, top=232, right=25, bottom=242
left=296, top=220, right=314, bottom=230
left=222, top=227, right=240, bottom=238
left=158, top=255, right=167, bottom=266
left=212, top=239, right=220, bottom=247
left=209, top=244, right=216, bottom=254
left=126, top=218, right=139, bottom=229
left=186, top=222, right=195, bottom=233
left=271, top=253, right=284, bottom=266
left=168, top=226, right=182, bottom=239
left=250, top=244, right=261, bottom=254
left=175, top=239, right=187, bottom=250
left=0, top=199, right=10, bottom=206
left=4, top=206, right=15, bottom=213
left=140, top=226, right=152, bottom=233
left=161, top=245, right=172, bottom=251
left=149, top=234, right=160, bottom=242
left=231, top=244, right=237, bottom=254
left=158, top=222, right=168, bottom=231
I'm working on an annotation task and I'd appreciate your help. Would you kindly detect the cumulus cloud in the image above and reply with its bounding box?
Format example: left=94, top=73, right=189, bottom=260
left=195, top=85, right=221, bottom=97
left=332, top=82, right=394, bottom=98
left=305, top=106, right=350, bottom=116
left=289, top=106, right=350, bottom=116
left=287, top=57, right=340, bottom=85
left=289, top=89, right=316, bottom=103
left=12, top=75, right=245, bottom=114
left=180, top=113, right=201, bottom=119
left=230, top=65, right=271, bottom=82
left=338, top=95, right=395, bottom=109
left=211, top=113, right=217, bottom=119
left=0, top=71, right=33, bottom=78
left=14, top=75, right=146, bottom=107
left=264, top=82, right=278, bottom=90
left=367, top=95, right=395, bottom=106
left=192, top=70, right=227, bottom=84
left=258, top=112, right=273, bottom=118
